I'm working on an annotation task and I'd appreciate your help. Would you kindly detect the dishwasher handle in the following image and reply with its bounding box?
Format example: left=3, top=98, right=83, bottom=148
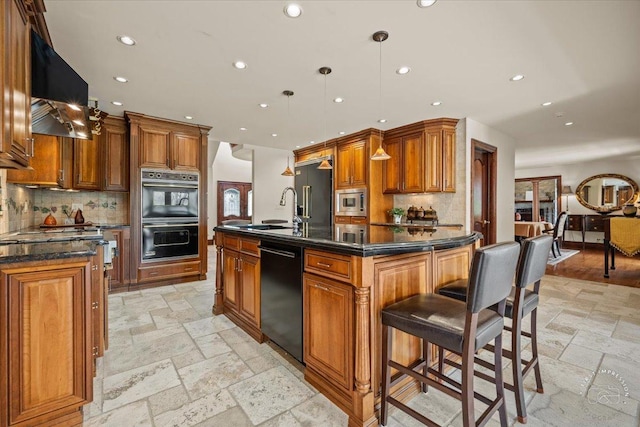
left=258, top=246, right=298, bottom=259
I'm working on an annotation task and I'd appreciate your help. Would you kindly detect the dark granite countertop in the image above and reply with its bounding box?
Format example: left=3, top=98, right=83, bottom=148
left=0, top=240, right=103, bottom=264
left=214, top=223, right=481, bottom=257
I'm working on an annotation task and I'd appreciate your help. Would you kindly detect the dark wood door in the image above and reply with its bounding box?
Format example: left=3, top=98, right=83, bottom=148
left=217, top=181, right=252, bottom=224
left=471, top=140, right=496, bottom=246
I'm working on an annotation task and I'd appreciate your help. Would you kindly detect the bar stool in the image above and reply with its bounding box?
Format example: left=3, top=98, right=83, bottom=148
left=380, top=241, right=521, bottom=427
left=437, top=234, right=553, bottom=424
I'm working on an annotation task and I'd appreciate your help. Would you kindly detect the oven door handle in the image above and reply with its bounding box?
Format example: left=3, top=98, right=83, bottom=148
left=142, top=183, right=198, bottom=189
left=143, top=223, right=198, bottom=228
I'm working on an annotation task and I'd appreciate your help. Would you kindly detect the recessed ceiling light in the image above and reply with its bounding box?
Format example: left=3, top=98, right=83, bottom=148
left=259, top=103, right=269, bottom=108
left=309, top=141, right=314, bottom=144
left=339, top=131, right=346, bottom=135
left=510, top=74, right=525, bottom=81
left=565, top=122, right=574, bottom=126
left=541, top=101, right=552, bottom=107
left=284, top=3, right=302, bottom=18
left=240, top=127, right=247, bottom=131
left=68, top=104, right=81, bottom=111
left=111, top=101, right=123, bottom=106
left=272, top=133, right=278, bottom=137
left=333, top=97, right=344, bottom=103
left=114, top=76, right=128, bottom=83
left=396, top=66, right=411, bottom=75
left=296, top=145, right=300, bottom=148
left=417, top=0, right=437, bottom=7
left=116, top=35, right=136, bottom=46
left=72, top=119, right=84, bottom=126
left=184, top=116, right=193, bottom=120
left=378, top=119, right=387, bottom=123
left=431, top=101, right=442, bottom=106
left=233, top=61, right=247, bottom=70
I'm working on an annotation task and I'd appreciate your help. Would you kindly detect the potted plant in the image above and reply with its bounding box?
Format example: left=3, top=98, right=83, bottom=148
left=388, top=207, right=405, bottom=224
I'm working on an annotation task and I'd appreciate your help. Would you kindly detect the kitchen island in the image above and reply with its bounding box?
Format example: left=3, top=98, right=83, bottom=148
left=213, top=224, right=481, bottom=427
left=0, top=231, right=110, bottom=427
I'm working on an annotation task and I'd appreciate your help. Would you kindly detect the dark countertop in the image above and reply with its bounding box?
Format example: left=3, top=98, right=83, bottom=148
left=214, top=224, right=481, bottom=257
left=0, top=240, right=103, bottom=264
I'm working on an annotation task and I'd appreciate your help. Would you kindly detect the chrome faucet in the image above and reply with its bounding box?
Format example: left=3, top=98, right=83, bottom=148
left=279, top=187, right=302, bottom=231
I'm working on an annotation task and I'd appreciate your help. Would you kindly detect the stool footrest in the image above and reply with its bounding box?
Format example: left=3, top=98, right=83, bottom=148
left=387, top=396, right=440, bottom=427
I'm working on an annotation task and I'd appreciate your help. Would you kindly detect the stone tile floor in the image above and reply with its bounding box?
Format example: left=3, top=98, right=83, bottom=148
left=84, top=251, right=640, bottom=426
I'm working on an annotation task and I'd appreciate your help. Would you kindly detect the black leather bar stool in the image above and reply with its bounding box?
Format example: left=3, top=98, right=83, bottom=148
left=437, top=234, right=552, bottom=424
left=380, top=241, right=520, bottom=427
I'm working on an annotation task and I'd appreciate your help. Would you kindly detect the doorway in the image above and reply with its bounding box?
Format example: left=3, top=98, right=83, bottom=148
left=471, top=139, right=497, bottom=246
left=217, top=181, right=252, bottom=225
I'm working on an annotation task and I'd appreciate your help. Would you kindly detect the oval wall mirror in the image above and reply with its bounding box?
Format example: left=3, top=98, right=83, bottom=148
left=575, top=173, right=639, bottom=213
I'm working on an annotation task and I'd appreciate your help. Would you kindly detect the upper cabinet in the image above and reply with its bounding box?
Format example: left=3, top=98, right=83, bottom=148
left=6, top=134, right=63, bottom=186
left=336, top=139, right=367, bottom=189
left=1, top=0, right=32, bottom=168
left=102, top=117, right=129, bottom=191
left=128, top=112, right=206, bottom=172
left=382, top=118, right=458, bottom=194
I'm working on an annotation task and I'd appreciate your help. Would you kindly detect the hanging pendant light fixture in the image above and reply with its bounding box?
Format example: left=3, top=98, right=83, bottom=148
left=281, top=90, right=295, bottom=176
left=317, top=66, right=333, bottom=170
left=371, top=30, right=391, bottom=161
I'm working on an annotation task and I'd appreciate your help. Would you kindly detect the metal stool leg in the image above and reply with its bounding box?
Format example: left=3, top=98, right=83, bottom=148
left=380, top=324, right=392, bottom=426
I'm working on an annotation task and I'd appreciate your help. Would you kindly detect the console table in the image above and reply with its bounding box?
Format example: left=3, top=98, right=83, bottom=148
left=604, top=217, right=640, bottom=278
left=565, top=214, right=606, bottom=249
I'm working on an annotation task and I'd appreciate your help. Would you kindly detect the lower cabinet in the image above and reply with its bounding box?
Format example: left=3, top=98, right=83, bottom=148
left=1, top=258, right=97, bottom=426
left=303, top=273, right=353, bottom=393
left=222, top=247, right=261, bottom=340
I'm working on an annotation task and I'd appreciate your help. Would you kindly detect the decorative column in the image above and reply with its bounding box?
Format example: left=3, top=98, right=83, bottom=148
left=354, top=287, right=371, bottom=394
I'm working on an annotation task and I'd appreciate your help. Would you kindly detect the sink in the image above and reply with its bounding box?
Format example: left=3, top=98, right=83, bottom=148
left=234, top=224, right=291, bottom=230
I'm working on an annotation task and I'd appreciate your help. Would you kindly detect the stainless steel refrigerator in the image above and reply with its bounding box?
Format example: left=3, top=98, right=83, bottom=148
left=294, top=157, right=333, bottom=227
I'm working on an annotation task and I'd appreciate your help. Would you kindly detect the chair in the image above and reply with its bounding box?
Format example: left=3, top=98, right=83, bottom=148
left=542, top=211, right=567, bottom=258
left=380, top=241, right=521, bottom=427
left=437, top=234, right=553, bottom=423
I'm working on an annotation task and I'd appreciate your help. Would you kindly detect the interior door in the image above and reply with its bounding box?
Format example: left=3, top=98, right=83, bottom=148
left=471, top=140, right=496, bottom=246
left=217, top=181, right=252, bottom=225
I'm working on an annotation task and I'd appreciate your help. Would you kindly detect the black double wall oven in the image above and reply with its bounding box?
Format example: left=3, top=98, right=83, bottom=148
left=141, top=169, right=199, bottom=261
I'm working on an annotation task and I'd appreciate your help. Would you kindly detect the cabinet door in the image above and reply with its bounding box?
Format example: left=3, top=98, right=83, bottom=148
left=1, top=0, right=31, bottom=166
left=91, top=249, right=106, bottom=362
left=172, top=132, right=200, bottom=171
left=74, top=135, right=101, bottom=190
left=238, top=254, right=260, bottom=328
left=381, top=137, right=403, bottom=193
left=102, top=118, right=129, bottom=191
left=442, top=128, right=456, bottom=192
left=139, top=126, right=170, bottom=169
left=303, top=273, right=353, bottom=392
left=335, top=144, right=353, bottom=189
left=424, top=129, right=443, bottom=192
left=6, top=134, right=61, bottom=185
left=7, top=264, right=92, bottom=425
left=350, top=141, right=368, bottom=187
left=223, top=250, right=239, bottom=312
left=402, top=132, right=425, bottom=193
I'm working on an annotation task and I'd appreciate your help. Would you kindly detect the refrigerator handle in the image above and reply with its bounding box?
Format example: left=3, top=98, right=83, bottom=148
left=303, top=185, right=311, bottom=219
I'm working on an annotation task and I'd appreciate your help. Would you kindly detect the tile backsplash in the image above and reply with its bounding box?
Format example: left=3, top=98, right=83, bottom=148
left=2, top=182, right=129, bottom=232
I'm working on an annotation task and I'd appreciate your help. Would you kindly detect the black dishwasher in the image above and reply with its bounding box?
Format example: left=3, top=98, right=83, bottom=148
left=259, top=242, right=304, bottom=363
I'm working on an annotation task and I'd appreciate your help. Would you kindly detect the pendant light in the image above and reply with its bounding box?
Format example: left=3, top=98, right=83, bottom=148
left=317, top=66, right=333, bottom=170
left=281, top=90, right=295, bottom=176
left=371, top=30, right=391, bottom=161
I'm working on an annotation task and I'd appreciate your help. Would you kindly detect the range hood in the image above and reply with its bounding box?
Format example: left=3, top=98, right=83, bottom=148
left=31, top=29, right=91, bottom=139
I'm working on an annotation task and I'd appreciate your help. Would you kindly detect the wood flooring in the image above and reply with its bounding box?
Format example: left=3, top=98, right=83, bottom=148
left=545, top=243, right=640, bottom=288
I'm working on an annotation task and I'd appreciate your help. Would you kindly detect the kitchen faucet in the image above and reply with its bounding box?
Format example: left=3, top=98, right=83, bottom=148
left=279, top=187, right=302, bottom=231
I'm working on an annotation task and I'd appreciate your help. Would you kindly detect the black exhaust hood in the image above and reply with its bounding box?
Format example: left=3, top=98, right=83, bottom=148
left=31, top=29, right=91, bottom=139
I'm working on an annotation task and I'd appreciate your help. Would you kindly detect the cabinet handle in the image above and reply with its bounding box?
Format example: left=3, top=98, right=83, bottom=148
left=184, top=267, right=194, bottom=271
left=149, top=271, right=159, bottom=276
left=238, top=259, right=243, bottom=272
left=316, top=262, right=332, bottom=268
left=92, top=302, right=99, bottom=309
left=92, top=265, right=98, bottom=271
left=312, top=284, right=330, bottom=291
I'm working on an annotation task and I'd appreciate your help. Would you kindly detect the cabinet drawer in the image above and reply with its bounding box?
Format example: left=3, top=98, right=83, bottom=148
left=334, top=216, right=351, bottom=224
left=240, top=238, right=260, bottom=256
left=585, top=216, right=604, bottom=231
left=351, top=216, right=367, bottom=224
left=223, top=234, right=240, bottom=250
left=305, top=250, right=352, bottom=282
left=139, top=260, right=200, bottom=281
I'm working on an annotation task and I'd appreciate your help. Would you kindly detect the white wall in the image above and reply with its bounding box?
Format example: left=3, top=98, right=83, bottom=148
left=247, top=145, right=294, bottom=225
left=208, top=142, right=252, bottom=239
left=463, top=118, right=517, bottom=243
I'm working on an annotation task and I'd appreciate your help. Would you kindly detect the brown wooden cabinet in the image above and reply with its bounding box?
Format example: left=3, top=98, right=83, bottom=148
left=303, top=272, right=353, bottom=392
left=220, top=234, right=262, bottom=341
left=74, top=134, right=101, bottom=190
left=336, top=140, right=367, bottom=189
left=0, top=0, right=32, bottom=169
left=382, top=119, right=458, bottom=194
left=6, top=134, right=64, bottom=186
left=102, top=117, right=129, bottom=191
left=1, top=257, right=95, bottom=426
left=334, top=216, right=367, bottom=224
left=106, top=227, right=131, bottom=292
left=133, top=118, right=200, bottom=171
left=172, top=132, right=200, bottom=171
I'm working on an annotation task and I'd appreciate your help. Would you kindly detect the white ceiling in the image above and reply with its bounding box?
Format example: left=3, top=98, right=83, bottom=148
left=42, top=0, right=640, bottom=169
